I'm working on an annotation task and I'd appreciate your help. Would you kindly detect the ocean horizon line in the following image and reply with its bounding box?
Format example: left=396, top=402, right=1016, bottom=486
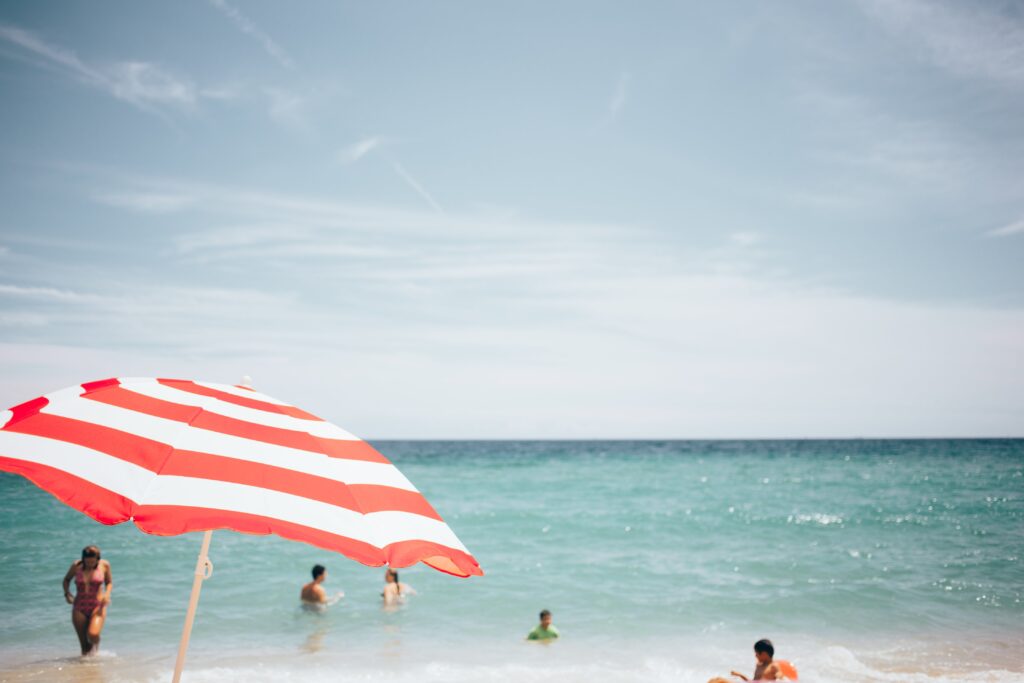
left=365, top=435, right=1024, bottom=442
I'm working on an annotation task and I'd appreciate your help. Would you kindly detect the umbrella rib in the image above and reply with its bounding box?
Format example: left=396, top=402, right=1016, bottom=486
left=133, top=402, right=207, bottom=521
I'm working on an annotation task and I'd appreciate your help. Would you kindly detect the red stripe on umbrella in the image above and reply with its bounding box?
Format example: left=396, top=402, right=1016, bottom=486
left=83, top=385, right=387, bottom=462
left=158, top=379, right=324, bottom=420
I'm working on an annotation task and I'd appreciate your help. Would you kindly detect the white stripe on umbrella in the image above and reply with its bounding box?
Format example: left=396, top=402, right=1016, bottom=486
left=0, top=429, right=156, bottom=501
left=192, top=380, right=293, bottom=405
left=121, top=379, right=357, bottom=438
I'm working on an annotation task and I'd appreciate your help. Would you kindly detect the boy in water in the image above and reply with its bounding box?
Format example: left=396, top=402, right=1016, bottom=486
left=526, top=609, right=560, bottom=641
left=731, top=639, right=781, bottom=681
left=300, top=564, right=343, bottom=606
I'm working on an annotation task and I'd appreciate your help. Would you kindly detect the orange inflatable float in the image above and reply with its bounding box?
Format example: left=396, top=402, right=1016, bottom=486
left=777, top=659, right=799, bottom=680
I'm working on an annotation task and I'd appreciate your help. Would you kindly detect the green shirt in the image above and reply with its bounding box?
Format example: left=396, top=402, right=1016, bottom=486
left=526, top=624, right=560, bottom=640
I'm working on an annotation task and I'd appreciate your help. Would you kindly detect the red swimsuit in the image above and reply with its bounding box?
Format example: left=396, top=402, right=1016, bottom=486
left=73, top=563, right=105, bottom=618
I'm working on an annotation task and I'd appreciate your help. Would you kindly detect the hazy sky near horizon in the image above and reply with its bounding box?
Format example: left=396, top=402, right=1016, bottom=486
left=0, top=1, right=1022, bottom=438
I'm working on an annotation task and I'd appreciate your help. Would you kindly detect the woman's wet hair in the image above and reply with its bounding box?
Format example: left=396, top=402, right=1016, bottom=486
left=386, top=568, right=401, bottom=595
left=81, top=545, right=101, bottom=561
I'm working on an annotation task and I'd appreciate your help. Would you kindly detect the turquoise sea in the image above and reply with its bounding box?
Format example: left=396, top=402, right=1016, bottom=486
left=1, top=439, right=1021, bottom=682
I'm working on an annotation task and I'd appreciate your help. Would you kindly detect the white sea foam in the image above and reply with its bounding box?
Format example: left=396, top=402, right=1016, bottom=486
left=7, top=636, right=1022, bottom=683
left=56, top=650, right=1023, bottom=683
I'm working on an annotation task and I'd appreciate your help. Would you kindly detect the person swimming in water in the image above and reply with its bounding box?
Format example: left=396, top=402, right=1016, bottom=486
left=300, top=564, right=344, bottom=608
left=381, top=567, right=416, bottom=605
left=732, top=638, right=782, bottom=681
left=62, top=545, right=112, bottom=656
left=526, top=609, right=560, bottom=641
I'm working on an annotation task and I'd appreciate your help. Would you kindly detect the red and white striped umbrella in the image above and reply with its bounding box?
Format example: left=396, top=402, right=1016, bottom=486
left=0, top=377, right=480, bottom=679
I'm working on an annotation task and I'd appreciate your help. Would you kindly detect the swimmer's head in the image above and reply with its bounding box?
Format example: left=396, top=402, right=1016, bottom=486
left=754, top=639, right=774, bottom=662
left=81, top=546, right=101, bottom=564
left=539, top=609, right=552, bottom=628
left=312, top=564, right=326, bottom=581
left=385, top=568, right=398, bottom=584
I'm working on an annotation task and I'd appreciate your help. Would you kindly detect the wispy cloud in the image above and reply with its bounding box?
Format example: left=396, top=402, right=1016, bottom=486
left=730, top=231, right=762, bottom=248
left=94, top=191, right=196, bottom=213
left=339, top=136, right=384, bottom=164
left=0, top=24, right=107, bottom=88
left=208, top=0, right=295, bottom=70
left=392, top=162, right=444, bottom=213
left=264, top=87, right=308, bottom=130
left=988, top=217, right=1024, bottom=238
left=858, top=0, right=1024, bottom=87
left=0, top=24, right=198, bottom=119
left=795, top=86, right=972, bottom=191
left=0, top=283, right=99, bottom=302
left=0, top=312, right=47, bottom=327
left=79, top=170, right=636, bottom=279
left=84, top=172, right=580, bottom=244
left=608, top=71, right=630, bottom=121
left=168, top=225, right=388, bottom=264
left=107, top=62, right=197, bottom=106
left=173, top=230, right=400, bottom=265
left=173, top=225, right=302, bottom=254
left=592, top=71, right=631, bottom=131
left=0, top=25, right=302, bottom=132
left=1, top=279, right=303, bottom=349
left=197, top=84, right=242, bottom=101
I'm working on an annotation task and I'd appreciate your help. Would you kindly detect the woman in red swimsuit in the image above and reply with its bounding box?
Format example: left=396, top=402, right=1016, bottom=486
left=62, top=545, right=113, bottom=655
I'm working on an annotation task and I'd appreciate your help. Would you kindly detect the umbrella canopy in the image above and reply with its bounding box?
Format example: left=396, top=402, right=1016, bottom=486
left=0, top=377, right=481, bottom=577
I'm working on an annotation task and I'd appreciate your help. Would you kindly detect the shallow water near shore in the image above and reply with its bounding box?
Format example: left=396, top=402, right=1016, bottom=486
left=1, top=439, right=1022, bottom=682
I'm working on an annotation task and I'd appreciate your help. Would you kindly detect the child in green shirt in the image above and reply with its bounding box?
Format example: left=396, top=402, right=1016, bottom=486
left=526, top=609, right=560, bottom=641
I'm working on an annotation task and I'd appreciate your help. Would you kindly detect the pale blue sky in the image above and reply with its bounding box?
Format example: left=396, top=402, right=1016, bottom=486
left=1, top=1, right=1021, bottom=437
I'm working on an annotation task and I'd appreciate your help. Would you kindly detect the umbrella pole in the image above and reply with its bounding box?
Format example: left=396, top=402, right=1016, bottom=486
left=172, top=530, right=214, bottom=683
